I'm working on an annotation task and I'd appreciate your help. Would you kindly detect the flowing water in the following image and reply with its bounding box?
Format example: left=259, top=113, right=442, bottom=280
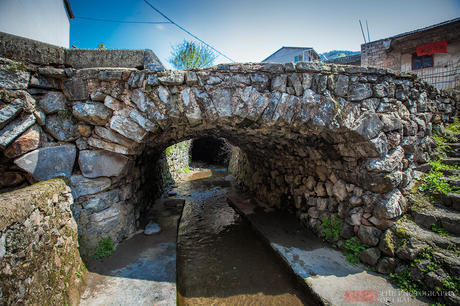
left=176, top=166, right=312, bottom=305
left=81, top=166, right=312, bottom=305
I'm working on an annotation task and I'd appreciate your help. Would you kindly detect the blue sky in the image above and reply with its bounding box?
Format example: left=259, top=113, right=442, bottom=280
left=70, top=0, right=460, bottom=68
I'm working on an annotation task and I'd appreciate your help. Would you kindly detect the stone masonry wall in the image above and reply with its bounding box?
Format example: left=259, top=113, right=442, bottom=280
left=0, top=178, right=85, bottom=305
left=0, top=53, right=457, bottom=259
left=361, top=40, right=400, bottom=70
left=165, top=140, right=192, bottom=183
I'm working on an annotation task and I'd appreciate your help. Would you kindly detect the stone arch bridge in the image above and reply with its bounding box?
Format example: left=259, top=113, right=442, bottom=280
left=0, top=53, right=457, bottom=258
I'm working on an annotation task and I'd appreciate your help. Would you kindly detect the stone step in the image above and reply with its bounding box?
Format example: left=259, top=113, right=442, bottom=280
left=441, top=158, right=460, bottom=166
left=228, top=195, right=428, bottom=306
left=439, top=193, right=460, bottom=211
left=440, top=169, right=460, bottom=176
left=446, top=144, right=460, bottom=157
left=396, top=220, right=460, bottom=250
left=447, top=143, right=460, bottom=150
left=442, top=177, right=460, bottom=188
left=413, top=205, right=460, bottom=235
left=446, top=150, right=460, bottom=158
left=415, top=163, right=432, bottom=172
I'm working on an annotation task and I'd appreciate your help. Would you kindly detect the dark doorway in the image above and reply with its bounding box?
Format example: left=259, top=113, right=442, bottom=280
left=191, top=136, right=231, bottom=166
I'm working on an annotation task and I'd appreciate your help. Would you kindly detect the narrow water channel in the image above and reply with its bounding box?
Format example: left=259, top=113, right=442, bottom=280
left=80, top=165, right=313, bottom=305
left=176, top=166, right=312, bottom=305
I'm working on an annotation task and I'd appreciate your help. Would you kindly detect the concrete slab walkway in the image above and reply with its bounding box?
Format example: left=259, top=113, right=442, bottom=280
left=228, top=194, right=428, bottom=306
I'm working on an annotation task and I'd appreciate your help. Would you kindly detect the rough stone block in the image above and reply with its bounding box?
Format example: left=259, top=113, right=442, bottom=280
left=70, top=175, right=111, bottom=198
left=0, top=68, right=29, bottom=89
left=82, top=190, right=120, bottom=213
left=45, top=114, right=79, bottom=142
left=72, top=101, right=111, bottom=125
left=63, top=77, right=88, bottom=101
left=79, top=150, right=129, bottom=178
left=14, top=144, right=76, bottom=181
left=4, top=125, right=40, bottom=158
left=0, top=98, right=23, bottom=129
left=38, top=92, right=67, bottom=114
left=0, top=113, right=35, bottom=149
left=109, top=115, right=147, bottom=143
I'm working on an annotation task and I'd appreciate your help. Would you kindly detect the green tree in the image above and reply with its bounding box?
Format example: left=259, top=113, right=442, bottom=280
left=98, top=43, right=106, bottom=49
left=169, top=40, right=217, bottom=69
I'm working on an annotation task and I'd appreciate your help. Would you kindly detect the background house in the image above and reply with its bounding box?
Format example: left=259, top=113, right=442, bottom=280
left=325, top=53, right=361, bottom=66
left=262, top=47, right=320, bottom=63
left=0, top=0, right=74, bottom=48
left=361, top=18, right=460, bottom=89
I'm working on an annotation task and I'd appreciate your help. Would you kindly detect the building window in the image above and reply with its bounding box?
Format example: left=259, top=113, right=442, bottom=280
left=294, top=54, right=304, bottom=62
left=412, top=53, right=433, bottom=70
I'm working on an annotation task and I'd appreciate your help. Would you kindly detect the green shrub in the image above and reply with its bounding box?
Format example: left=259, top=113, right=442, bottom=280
left=183, top=166, right=191, bottom=174
left=341, top=237, right=368, bottom=264
left=93, top=237, right=115, bottom=259
left=389, top=267, right=420, bottom=296
left=429, top=160, right=459, bottom=171
left=418, top=171, right=452, bottom=195
left=165, top=146, right=173, bottom=156
left=320, top=215, right=341, bottom=241
left=445, top=118, right=460, bottom=137
left=433, top=135, right=451, bottom=157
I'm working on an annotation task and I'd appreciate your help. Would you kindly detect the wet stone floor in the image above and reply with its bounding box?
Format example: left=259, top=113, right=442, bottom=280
left=80, top=165, right=312, bottom=305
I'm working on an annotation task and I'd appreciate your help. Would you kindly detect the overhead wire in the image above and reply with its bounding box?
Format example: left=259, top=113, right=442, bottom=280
left=142, top=0, right=235, bottom=63
left=75, top=16, right=171, bottom=24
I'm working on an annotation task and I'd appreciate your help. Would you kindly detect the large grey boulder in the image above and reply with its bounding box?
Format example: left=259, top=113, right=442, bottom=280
left=45, top=114, right=79, bottom=141
left=0, top=68, right=29, bottom=89
left=38, top=92, right=67, bottom=114
left=70, top=175, right=111, bottom=198
left=72, top=101, right=111, bottom=125
left=0, top=114, right=36, bottom=149
left=14, top=144, right=76, bottom=181
left=79, top=150, right=129, bottom=178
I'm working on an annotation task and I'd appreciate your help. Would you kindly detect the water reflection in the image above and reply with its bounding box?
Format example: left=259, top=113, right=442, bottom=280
left=176, top=167, right=311, bottom=305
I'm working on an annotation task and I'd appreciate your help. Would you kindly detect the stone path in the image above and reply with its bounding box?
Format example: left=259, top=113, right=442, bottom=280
left=79, top=198, right=182, bottom=305
left=228, top=194, right=428, bottom=306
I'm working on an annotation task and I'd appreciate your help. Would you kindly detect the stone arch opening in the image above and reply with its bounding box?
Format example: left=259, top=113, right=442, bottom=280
left=191, top=136, right=231, bottom=166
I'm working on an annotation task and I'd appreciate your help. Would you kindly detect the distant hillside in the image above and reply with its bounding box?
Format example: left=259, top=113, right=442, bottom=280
left=320, top=50, right=360, bottom=61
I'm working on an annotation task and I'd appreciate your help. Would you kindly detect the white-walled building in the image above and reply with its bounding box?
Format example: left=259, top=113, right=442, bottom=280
left=262, top=47, right=320, bottom=63
left=0, top=0, right=74, bottom=48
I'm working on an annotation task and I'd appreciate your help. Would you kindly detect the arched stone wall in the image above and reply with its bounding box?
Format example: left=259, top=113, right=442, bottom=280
left=0, top=58, right=457, bottom=254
